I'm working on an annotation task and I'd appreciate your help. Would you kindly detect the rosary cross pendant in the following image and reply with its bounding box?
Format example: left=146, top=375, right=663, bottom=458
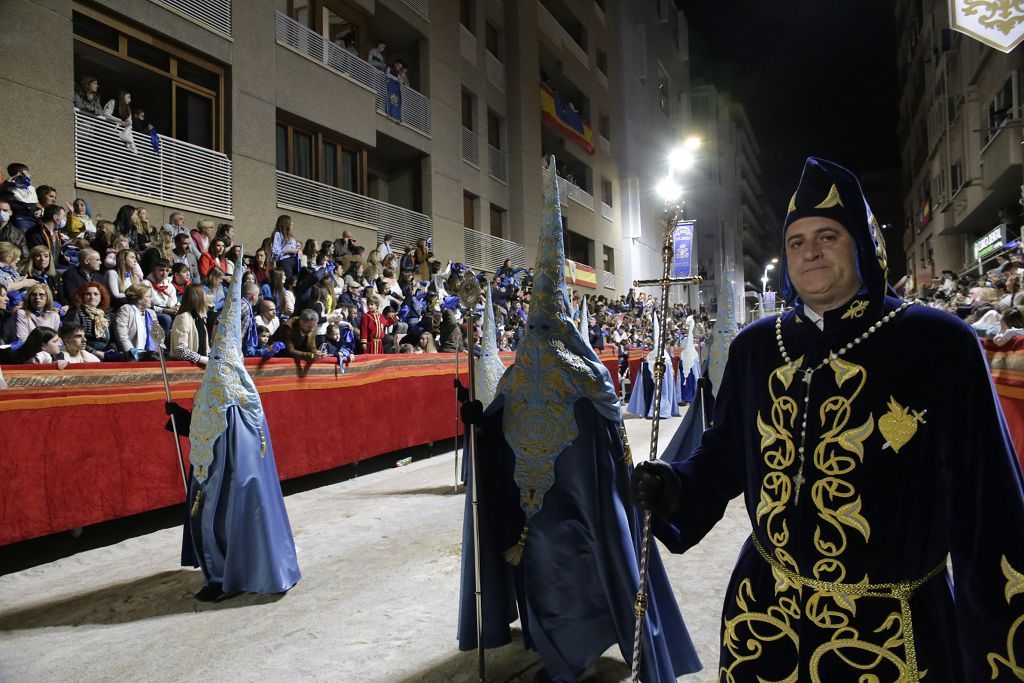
left=793, top=472, right=807, bottom=504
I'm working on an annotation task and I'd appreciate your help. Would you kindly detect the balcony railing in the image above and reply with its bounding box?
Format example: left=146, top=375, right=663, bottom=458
left=276, top=171, right=431, bottom=250
left=276, top=12, right=431, bottom=137
left=462, top=127, right=480, bottom=167
left=601, top=202, right=613, bottom=221
left=488, top=145, right=508, bottom=183
left=460, top=25, right=476, bottom=63
left=536, top=3, right=588, bottom=68
left=602, top=269, right=615, bottom=289
left=74, top=110, right=233, bottom=219
left=402, top=0, right=429, bottom=20
left=598, top=135, right=611, bottom=155
left=463, top=228, right=526, bottom=272
left=373, top=72, right=432, bottom=137
left=276, top=12, right=377, bottom=91
left=486, top=52, right=505, bottom=92
left=152, top=0, right=232, bottom=37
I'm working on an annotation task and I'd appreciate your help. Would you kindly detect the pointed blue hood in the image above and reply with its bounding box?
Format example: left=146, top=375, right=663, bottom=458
left=189, top=247, right=267, bottom=483
left=492, top=156, right=620, bottom=518
left=475, top=282, right=506, bottom=409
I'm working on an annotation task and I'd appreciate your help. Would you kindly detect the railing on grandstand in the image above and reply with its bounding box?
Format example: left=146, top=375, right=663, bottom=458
left=486, top=52, right=505, bottom=92
left=462, top=127, right=480, bottom=167
left=601, top=202, right=614, bottom=221
left=275, top=170, right=431, bottom=251
left=463, top=228, right=527, bottom=273
left=152, top=0, right=232, bottom=36
left=536, top=3, right=589, bottom=68
left=488, top=145, right=508, bottom=183
left=275, top=11, right=431, bottom=137
left=74, top=110, right=233, bottom=219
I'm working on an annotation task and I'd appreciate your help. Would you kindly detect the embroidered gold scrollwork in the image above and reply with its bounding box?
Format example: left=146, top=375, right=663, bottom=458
left=810, top=613, right=913, bottom=683
left=841, top=300, right=870, bottom=320
left=756, top=359, right=802, bottom=552
left=987, top=555, right=1024, bottom=679
left=721, top=578, right=800, bottom=683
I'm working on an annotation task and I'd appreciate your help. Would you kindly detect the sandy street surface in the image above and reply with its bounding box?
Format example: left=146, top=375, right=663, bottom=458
left=0, top=411, right=749, bottom=682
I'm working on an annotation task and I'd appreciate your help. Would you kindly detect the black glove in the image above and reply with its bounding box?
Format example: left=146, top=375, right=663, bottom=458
left=165, top=402, right=192, bottom=437
left=460, top=399, right=484, bottom=427
left=631, top=460, right=681, bottom=517
left=454, top=378, right=470, bottom=403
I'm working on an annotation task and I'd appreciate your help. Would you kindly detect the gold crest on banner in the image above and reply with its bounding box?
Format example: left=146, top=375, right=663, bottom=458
left=950, top=0, right=1024, bottom=53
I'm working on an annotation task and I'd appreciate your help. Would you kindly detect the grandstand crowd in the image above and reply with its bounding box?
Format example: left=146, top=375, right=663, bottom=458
left=0, top=161, right=706, bottom=369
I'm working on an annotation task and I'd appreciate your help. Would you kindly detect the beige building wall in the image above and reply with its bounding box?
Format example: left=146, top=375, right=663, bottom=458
left=0, top=0, right=624, bottom=296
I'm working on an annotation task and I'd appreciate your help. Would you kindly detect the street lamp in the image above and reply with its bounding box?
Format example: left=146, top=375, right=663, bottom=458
left=761, top=262, right=775, bottom=295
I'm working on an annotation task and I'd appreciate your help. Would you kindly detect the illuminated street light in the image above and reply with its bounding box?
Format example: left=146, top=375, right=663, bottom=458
left=762, top=262, right=775, bottom=295
left=668, top=147, right=695, bottom=171
left=656, top=176, right=683, bottom=202
left=684, top=136, right=701, bottom=151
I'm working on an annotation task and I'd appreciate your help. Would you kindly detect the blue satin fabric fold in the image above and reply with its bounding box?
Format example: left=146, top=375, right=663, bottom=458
left=182, top=406, right=300, bottom=594
left=626, top=361, right=679, bottom=419
left=458, top=399, right=701, bottom=682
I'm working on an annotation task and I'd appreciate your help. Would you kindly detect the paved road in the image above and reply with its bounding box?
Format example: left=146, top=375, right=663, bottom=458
left=0, top=413, right=749, bottom=682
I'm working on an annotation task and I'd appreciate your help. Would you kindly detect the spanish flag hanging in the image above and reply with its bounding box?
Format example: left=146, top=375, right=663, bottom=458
left=540, top=83, right=596, bottom=156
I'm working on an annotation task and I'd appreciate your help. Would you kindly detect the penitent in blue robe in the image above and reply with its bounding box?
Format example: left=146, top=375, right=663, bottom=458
left=181, top=408, right=300, bottom=595
left=663, top=374, right=714, bottom=467
left=627, top=360, right=679, bottom=419
left=458, top=398, right=700, bottom=682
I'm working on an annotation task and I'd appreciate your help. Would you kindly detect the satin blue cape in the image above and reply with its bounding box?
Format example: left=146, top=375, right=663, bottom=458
left=626, top=360, right=679, bottom=419
left=181, top=406, right=300, bottom=594
left=458, top=397, right=701, bottom=682
left=663, top=375, right=715, bottom=466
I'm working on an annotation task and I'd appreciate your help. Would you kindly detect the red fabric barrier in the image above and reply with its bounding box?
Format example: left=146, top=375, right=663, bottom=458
left=0, top=351, right=621, bottom=546
left=984, top=337, right=1024, bottom=473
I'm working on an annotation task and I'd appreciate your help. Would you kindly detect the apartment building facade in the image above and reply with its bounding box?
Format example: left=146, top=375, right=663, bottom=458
left=897, top=0, right=1024, bottom=285
left=1, top=0, right=626, bottom=295
left=687, top=83, right=776, bottom=321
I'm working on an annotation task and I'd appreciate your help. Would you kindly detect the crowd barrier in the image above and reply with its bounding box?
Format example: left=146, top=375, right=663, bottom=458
left=0, top=350, right=636, bottom=546
left=982, top=337, right=1024, bottom=472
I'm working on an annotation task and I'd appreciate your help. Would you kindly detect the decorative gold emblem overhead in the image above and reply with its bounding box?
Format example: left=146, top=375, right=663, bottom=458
left=814, top=184, right=843, bottom=209
left=950, top=0, right=1024, bottom=53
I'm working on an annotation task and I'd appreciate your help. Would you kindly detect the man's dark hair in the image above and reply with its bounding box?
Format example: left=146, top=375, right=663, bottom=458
left=171, top=262, right=190, bottom=275
left=36, top=185, right=56, bottom=199
left=43, top=204, right=64, bottom=223
left=6, top=163, right=28, bottom=177
left=59, top=321, right=85, bottom=340
left=152, top=257, right=172, bottom=269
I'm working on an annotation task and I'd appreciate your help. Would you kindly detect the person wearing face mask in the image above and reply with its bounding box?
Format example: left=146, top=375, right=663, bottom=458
left=25, top=204, right=66, bottom=273
left=0, top=163, right=40, bottom=232
left=0, top=200, right=28, bottom=261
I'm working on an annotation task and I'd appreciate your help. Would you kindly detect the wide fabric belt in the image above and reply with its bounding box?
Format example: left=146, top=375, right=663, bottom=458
left=750, top=534, right=947, bottom=683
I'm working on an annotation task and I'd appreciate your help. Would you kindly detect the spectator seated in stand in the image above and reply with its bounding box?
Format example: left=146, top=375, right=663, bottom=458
left=106, top=248, right=144, bottom=308
left=61, top=247, right=102, bottom=304
left=169, top=283, right=211, bottom=366
left=271, top=308, right=324, bottom=362
left=64, top=281, right=112, bottom=355
left=58, top=322, right=101, bottom=363
left=113, top=283, right=159, bottom=361
left=15, top=283, right=61, bottom=343
left=0, top=326, right=63, bottom=365
left=0, top=241, right=33, bottom=294
left=0, top=163, right=40, bottom=232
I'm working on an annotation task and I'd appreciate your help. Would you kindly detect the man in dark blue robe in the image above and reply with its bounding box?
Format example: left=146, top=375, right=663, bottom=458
left=634, top=157, right=1024, bottom=681
left=457, top=158, right=701, bottom=682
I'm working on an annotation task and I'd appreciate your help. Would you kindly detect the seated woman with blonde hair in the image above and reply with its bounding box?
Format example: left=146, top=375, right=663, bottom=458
left=15, top=283, right=61, bottom=342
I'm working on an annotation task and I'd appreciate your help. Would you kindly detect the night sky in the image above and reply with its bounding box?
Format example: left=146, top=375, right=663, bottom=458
left=678, top=1, right=901, bottom=218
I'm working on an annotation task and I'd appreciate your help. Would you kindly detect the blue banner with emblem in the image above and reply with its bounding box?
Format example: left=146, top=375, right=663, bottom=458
left=671, top=219, right=695, bottom=278
left=386, top=78, right=402, bottom=121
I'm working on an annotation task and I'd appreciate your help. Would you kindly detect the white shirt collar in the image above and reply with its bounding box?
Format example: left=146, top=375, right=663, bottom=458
left=803, top=304, right=825, bottom=330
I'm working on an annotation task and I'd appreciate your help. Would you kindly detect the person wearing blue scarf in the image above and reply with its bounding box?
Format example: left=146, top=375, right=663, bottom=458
left=457, top=158, right=701, bottom=682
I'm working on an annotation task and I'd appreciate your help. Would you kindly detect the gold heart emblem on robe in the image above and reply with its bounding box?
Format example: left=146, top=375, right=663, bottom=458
left=878, top=396, right=926, bottom=453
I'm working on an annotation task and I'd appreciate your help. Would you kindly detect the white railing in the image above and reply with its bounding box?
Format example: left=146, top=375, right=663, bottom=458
left=74, top=110, right=233, bottom=218
left=373, top=72, right=432, bottom=137
left=152, top=0, right=231, bottom=37
left=462, top=127, right=479, bottom=166
left=601, top=202, right=613, bottom=221
left=536, top=3, right=588, bottom=67
left=402, top=0, right=429, bottom=20
left=598, top=135, right=611, bottom=155
left=602, top=269, right=615, bottom=289
left=486, top=52, right=505, bottom=92
left=541, top=164, right=568, bottom=207
left=488, top=145, right=508, bottom=183
left=460, top=24, right=476, bottom=63
left=548, top=171, right=593, bottom=210
left=463, top=228, right=526, bottom=272
left=275, top=12, right=377, bottom=92
left=276, top=171, right=431, bottom=250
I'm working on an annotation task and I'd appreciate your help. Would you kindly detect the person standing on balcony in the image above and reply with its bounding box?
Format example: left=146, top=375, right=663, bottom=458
left=271, top=215, right=300, bottom=278
left=74, top=76, right=102, bottom=116
left=367, top=40, right=387, bottom=70
left=377, top=234, right=395, bottom=260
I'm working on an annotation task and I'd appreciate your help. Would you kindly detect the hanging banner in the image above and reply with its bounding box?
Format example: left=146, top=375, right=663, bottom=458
left=386, top=78, right=402, bottom=121
left=671, top=219, right=695, bottom=277
left=565, top=259, right=597, bottom=288
left=540, top=83, right=596, bottom=155
left=949, top=0, right=1024, bottom=53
